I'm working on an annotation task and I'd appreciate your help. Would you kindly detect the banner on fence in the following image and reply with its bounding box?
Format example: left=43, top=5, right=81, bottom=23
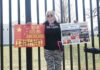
left=14, top=24, right=45, bottom=47
left=60, top=22, right=90, bottom=45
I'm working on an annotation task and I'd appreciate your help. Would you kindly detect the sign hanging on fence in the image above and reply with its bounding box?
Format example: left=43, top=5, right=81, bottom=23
left=79, top=22, right=90, bottom=43
left=60, top=22, right=90, bottom=45
left=14, top=24, right=45, bottom=48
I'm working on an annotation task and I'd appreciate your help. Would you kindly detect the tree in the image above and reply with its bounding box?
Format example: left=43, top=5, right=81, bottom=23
left=86, top=1, right=100, bottom=18
left=55, top=0, right=70, bottom=23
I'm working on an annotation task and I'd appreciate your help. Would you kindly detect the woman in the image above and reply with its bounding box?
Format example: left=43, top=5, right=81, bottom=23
left=44, top=11, right=63, bottom=70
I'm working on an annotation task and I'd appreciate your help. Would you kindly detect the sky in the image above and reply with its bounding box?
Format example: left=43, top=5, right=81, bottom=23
left=2, top=0, right=98, bottom=30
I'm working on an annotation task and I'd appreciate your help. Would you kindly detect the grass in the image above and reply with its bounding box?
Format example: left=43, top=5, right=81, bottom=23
left=1, top=36, right=100, bottom=70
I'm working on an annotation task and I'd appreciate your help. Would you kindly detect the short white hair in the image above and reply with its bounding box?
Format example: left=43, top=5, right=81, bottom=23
left=45, top=11, right=56, bottom=21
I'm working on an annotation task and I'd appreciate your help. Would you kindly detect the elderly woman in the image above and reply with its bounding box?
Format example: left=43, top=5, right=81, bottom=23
left=44, top=11, right=63, bottom=70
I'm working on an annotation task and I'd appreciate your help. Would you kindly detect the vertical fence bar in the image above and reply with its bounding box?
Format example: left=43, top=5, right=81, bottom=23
left=82, top=0, right=88, bottom=70
left=25, top=0, right=32, bottom=70
left=53, top=0, right=55, bottom=11
left=90, top=0, right=96, bottom=70
left=36, top=0, right=41, bottom=70
left=60, top=0, right=63, bottom=23
left=77, top=45, right=81, bottom=70
left=0, top=0, right=3, bottom=70
left=60, top=0, right=65, bottom=70
left=45, top=0, right=47, bottom=14
left=68, top=0, right=71, bottom=22
left=18, top=0, right=21, bottom=70
left=75, top=0, right=81, bottom=70
left=96, top=0, right=100, bottom=49
left=70, top=45, right=73, bottom=70
left=68, top=0, right=73, bottom=70
left=90, top=0, right=95, bottom=48
left=75, top=0, right=78, bottom=21
left=9, top=0, right=13, bottom=70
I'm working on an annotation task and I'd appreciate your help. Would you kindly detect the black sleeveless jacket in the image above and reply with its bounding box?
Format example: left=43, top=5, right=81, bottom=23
left=44, top=21, right=61, bottom=50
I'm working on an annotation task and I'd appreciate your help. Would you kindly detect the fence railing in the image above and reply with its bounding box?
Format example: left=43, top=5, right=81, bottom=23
left=0, top=0, right=100, bottom=70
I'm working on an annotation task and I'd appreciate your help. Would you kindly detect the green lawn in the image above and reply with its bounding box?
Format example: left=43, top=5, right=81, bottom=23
left=1, top=36, right=100, bottom=70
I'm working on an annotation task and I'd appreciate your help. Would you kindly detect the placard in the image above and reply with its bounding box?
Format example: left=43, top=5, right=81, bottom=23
left=60, top=22, right=90, bottom=45
left=14, top=24, right=45, bottom=47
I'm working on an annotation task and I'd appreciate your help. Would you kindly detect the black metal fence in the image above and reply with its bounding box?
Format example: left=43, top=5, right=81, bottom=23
left=0, top=0, right=100, bottom=70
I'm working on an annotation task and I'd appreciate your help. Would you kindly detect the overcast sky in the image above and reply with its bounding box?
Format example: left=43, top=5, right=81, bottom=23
left=2, top=0, right=98, bottom=30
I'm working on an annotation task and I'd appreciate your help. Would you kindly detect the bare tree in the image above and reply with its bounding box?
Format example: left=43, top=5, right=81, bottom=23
left=55, top=0, right=70, bottom=23
left=86, top=1, right=100, bottom=18
left=86, top=7, right=100, bottom=18
left=62, top=0, right=69, bottom=23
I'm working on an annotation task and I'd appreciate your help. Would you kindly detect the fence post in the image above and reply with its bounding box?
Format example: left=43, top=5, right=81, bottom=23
left=0, top=0, right=4, bottom=70
left=60, top=0, right=65, bottom=70
left=96, top=0, right=100, bottom=49
left=25, top=0, right=32, bottom=70
left=36, top=0, right=41, bottom=70
left=82, top=0, right=89, bottom=70
left=17, top=0, right=21, bottom=70
left=75, top=0, right=81, bottom=70
left=9, top=0, right=13, bottom=70
left=90, top=0, right=96, bottom=70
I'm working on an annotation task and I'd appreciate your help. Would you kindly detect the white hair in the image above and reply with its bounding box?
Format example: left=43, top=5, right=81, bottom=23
left=46, top=11, right=55, bottom=16
left=45, top=11, right=56, bottom=21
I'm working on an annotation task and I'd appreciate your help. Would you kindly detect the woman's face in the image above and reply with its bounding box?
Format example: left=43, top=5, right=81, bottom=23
left=46, top=12, right=55, bottom=24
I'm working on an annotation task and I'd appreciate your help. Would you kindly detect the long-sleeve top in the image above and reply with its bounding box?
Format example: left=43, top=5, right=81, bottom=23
left=44, top=21, right=61, bottom=50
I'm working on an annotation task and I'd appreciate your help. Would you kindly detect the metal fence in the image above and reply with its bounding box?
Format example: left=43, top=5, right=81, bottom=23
left=0, top=0, right=100, bottom=70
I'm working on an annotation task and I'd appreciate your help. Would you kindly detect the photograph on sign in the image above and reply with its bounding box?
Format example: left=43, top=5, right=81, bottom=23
left=60, top=23, right=80, bottom=45
left=79, top=22, right=90, bottom=43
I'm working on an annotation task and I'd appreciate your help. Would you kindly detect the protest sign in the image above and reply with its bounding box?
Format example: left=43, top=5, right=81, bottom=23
left=60, top=23, right=80, bottom=45
left=60, top=22, right=90, bottom=45
left=14, top=24, right=45, bottom=47
left=79, top=22, right=90, bottom=43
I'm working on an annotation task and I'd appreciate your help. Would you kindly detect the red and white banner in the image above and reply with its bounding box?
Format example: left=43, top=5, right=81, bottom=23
left=14, top=24, right=45, bottom=48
